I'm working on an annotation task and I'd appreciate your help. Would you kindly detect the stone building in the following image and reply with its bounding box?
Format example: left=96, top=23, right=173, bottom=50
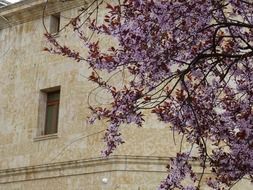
left=0, top=0, right=252, bottom=190
left=0, top=0, right=177, bottom=189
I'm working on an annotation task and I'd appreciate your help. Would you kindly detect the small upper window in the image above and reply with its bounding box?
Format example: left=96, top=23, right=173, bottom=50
left=49, top=13, right=60, bottom=34
left=44, top=90, right=60, bottom=135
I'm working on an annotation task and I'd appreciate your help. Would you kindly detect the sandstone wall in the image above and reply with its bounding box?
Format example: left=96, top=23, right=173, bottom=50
left=0, top=1, right=251, bottom=189
left=0, top=2, right=177, bottom=189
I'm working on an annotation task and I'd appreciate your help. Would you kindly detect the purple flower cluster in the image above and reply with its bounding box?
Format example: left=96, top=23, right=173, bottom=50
left=159, top=153, right=197, bottom=190
left=46, top=0, right=253, bottom=189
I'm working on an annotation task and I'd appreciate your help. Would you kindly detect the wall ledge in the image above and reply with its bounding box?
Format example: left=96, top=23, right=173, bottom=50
left=0, top=155, right=171, bottom=184
left=0, top=0, right=90, bottom=30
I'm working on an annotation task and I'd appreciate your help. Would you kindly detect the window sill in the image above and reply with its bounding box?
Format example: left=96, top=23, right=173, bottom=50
left=51, top=32, right=60, bottom=38
left=33, top=133, right=58, bottom=142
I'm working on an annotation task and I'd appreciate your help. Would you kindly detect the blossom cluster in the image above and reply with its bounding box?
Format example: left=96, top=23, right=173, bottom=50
left=46, top=0, right=253, bottom=189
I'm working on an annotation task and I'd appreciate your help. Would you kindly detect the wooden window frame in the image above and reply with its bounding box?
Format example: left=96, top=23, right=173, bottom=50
left=37, top=86, right=61, bottom=137
left=44, top=90, right=60, bottom=135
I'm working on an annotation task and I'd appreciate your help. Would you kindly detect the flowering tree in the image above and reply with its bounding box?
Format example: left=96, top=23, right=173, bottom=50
left=45, top=0, right=253, bottom=189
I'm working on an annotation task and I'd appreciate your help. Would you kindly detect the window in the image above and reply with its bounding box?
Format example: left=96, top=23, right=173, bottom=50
left=37, top=86, right=61, bottom=137
left=49, top=13, right=60, bottom=34
left=44, top=90, right=60, bottom=135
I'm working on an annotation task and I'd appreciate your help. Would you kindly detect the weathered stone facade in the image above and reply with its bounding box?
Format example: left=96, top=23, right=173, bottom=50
left=0, top=1, right=176, bottom=189
left=0, top=0, right=252, bottom=189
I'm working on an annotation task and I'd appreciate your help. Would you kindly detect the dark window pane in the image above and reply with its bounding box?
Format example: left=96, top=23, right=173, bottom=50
left=47, top=91, right=60, bottom=102
left=44, top=90, right=60, bottom=135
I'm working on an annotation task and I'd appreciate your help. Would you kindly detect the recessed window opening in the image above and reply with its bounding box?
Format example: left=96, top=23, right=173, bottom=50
left=38, top=86, right=61, bottom=136
left=49, top=13, right=60, bottom=34
left=44, top=90, right=60, bottom=135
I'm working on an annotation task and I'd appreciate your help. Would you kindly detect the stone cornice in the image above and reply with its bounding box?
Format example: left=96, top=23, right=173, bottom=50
left=0, top=155, right=170, bottom=184
left=0, top=0, right=89, bottom=30
left=0, top=155, right=206, bottom=184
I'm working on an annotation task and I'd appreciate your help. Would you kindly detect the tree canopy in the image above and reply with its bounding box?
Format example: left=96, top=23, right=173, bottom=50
left=45, top=0, right=253, bottom=189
